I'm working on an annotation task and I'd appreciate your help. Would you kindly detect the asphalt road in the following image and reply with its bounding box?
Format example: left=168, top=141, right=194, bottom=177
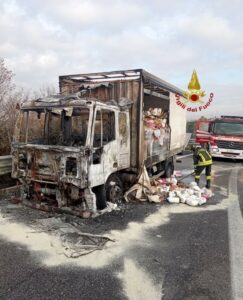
left=0, top=155, right=243, bottom=300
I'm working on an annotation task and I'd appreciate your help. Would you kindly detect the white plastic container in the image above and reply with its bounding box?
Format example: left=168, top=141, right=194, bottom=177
left=169, top=191, right=176, bottom=197
left=198, top=197, right=207, bottom=206
left=194, top=190, right=202, bottom=198
left=187, top=189, right=194, bottom=196
left=189, top=182, right=197, bottom=189
left=180, top=195, right=187, bottom=204
left=192, top=185, right=201, bottom=192
left=167, top=197, right=180, bottom=204
left=186, top=196, right=199, bottom=206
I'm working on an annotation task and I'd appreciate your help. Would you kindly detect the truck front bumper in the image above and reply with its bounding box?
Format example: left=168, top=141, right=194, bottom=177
left=211, top=148, right=243, bottom=160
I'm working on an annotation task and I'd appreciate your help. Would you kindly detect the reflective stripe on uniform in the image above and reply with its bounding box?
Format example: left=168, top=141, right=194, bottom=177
left=199, top=149, right=211, bottom=161
left=206, top=176, right=211, bottom=180
left=199, top=152, right=206, bottom=164
left=197, top=160, right=212, bottom=166
left=195, top=175, right=200, bottom=179
left=197, top=149, right=212, bottom=166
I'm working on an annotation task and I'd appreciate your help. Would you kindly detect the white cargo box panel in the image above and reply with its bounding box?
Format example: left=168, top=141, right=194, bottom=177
left=169, top=93, right=187, bottom=152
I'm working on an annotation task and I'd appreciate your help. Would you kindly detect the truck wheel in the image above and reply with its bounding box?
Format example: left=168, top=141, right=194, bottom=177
left=92, top=184, right=107, bottom=210
left=165, top=160, right=174, bottom=178
left=105, top=174, right=124, bottom=205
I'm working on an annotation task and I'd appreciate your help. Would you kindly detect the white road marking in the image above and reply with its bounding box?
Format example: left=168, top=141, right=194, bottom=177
left=176, top=153, right=192, bottom=159
left=228, top=168, right=243, bottom=300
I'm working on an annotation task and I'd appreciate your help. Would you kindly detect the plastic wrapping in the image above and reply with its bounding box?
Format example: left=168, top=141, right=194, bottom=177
left=125, top=168, right=213, bottom=207
left=186, top=197, right=199, bottom=207
left=198, top=197, right=207, bottom=206
left=167, top=196, right=180, bottom=204
left=189, top=182, right=197, bottom=189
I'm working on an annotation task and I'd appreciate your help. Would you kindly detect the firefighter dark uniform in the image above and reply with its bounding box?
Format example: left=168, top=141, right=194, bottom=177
left=193, top=147, right=212, bottom=189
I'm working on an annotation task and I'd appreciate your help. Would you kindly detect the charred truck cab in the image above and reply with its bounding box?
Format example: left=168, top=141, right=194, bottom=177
left=12, top=69, right=186, bottom=216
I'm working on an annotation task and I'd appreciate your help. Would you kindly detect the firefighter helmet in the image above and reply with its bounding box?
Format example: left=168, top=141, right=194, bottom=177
left=191, top=143, right=201, bottom=151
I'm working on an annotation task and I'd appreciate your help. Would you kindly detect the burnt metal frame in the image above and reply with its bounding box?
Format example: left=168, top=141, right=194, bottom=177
left=59, top=69, right=185, bottom=97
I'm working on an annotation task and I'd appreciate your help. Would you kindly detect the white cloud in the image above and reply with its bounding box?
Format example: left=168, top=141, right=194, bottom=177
left=35, top=53, right=58, bottom=69
left=177, top=13, right=242, bottom=50
left=0, top=0, right=242, bottom=118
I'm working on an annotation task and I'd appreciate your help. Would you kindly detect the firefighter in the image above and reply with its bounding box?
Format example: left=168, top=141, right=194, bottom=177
left=191, top=144, right=212, bottom=189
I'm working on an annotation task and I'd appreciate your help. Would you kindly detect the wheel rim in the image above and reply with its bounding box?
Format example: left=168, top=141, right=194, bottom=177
left=109, top=185, right=123, bottom=204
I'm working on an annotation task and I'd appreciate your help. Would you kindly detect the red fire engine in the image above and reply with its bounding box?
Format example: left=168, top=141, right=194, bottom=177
left=195, top=116, right=243, bottom=159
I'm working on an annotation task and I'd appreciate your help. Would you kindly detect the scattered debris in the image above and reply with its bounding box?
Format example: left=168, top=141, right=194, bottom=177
left=58, top=232, right=114, bottom=258
left=9, top=196, right=22, bottom=204
left=36, top=217, right=115, bottom=258
left=94, top=201, right=120, bottom=217
left=124, top=167, right=213, bottom=207
left=124, top=166, right=166, bottom=204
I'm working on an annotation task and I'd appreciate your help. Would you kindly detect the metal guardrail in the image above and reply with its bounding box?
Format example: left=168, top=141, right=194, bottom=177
left=0, top=155, right=12, bottom=176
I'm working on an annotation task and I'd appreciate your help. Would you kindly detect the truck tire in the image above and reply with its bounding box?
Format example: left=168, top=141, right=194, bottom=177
left=165, top=159, right=174, bottom=178
left=92, top=184, right=107, bottom=210
left=105, top=174, right=124, bottom=205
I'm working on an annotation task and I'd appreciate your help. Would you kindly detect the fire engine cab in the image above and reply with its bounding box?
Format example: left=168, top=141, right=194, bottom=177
left=196, top=116, right=243, bottom=159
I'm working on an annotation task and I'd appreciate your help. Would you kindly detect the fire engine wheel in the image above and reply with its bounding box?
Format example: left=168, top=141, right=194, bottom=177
left=105, top=174, right=124, bottom=205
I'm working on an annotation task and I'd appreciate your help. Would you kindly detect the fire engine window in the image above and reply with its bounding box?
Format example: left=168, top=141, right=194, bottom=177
left=213, top=122, right=243, bottom=136
left=199, top=122, right=209, bottom=132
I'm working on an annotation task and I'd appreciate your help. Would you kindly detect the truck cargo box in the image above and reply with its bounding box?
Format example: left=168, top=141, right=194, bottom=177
left=59, top=69, right=186, bottom=169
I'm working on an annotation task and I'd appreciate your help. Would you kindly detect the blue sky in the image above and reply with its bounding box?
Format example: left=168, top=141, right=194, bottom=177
left=0, top=0, right=243, bottom=119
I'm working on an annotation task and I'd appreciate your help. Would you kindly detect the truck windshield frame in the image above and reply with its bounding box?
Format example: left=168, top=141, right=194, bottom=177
left=19, top=107, right=91, bottom=146
left=213, top=121, right=243, bottom=137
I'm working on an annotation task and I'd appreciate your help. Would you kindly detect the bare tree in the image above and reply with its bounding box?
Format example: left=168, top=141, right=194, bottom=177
left=32, top=84, right=56, bottom=99
left=0, top=59, right=27, bottom=154
left=0, top=58, right=15, bottom=104
left=0, top=58, right=57, bottom=154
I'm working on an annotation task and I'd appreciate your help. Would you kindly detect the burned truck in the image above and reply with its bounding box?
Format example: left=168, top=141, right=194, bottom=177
left=12, top=69, right=186, bottom=215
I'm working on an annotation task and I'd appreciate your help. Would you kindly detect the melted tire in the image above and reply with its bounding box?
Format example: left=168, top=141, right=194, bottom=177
left=105, top=174, right=124, bottom=205
left=92, top=184, right=106, bottom=210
